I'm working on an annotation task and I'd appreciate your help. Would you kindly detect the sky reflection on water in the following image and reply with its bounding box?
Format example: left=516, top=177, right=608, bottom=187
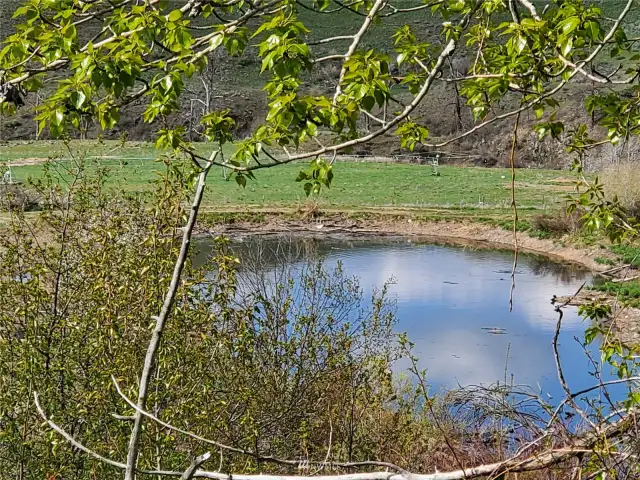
left=199, top=235, right=613, bottom=401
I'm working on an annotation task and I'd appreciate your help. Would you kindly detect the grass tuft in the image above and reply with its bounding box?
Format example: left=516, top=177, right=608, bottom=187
left=594, top=256, right=616, bottom=266
left=610, top=244, right=640, bottom=267
left=592, top=280, right=640, bottom=307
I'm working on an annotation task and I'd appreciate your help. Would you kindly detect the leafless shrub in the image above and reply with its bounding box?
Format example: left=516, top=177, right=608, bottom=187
left=532, top=208, right=584, bottom=235
left=296, top=198, right=323, bottom=219
left=0, top=183, right=42, bottom=211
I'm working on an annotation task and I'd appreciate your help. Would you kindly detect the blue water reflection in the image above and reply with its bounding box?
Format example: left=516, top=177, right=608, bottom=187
left=203, top=235, right=615, bottom=402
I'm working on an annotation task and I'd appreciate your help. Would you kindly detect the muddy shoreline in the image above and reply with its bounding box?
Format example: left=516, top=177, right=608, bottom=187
left=202, top=214, right=613, bottom=272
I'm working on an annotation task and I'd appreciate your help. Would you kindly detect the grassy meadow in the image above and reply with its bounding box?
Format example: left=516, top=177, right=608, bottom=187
left=1, top=141, right=576, bottom=217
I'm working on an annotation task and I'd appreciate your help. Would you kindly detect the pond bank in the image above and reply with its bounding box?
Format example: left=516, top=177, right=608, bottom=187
left=555, top=290, right=640, bottom=347
left=201, top=212, right=613, bottom=272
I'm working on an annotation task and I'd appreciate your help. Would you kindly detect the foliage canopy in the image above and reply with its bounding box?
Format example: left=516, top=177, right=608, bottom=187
left=3, top=0, right=640, bottom=479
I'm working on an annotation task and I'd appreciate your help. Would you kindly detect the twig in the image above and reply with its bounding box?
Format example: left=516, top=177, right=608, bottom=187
left=599, top=264, right=632, bottom=276
left=309, top=35, right=354, bottom=46
left=404, top=347, right=468, bottom=478
left=517, top=0, right=540, bottom=21
left=34, top=391, right=126, bottom=469
left=508, top=0, right=520, bottom=24
left=508, top=111, right=520, bottom=312
left=553, top=283, right=595, bottom=428
left=612, top=274, right=640, bottom=283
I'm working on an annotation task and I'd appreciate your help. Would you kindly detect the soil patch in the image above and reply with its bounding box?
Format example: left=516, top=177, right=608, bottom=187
left=550, top=177, right=576, bottom=184
left=503, top=182, right=575, bottom=192
left=6, top=157, right=49, bottom=166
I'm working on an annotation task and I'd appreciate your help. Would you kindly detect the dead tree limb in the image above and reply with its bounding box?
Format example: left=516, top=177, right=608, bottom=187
left=182, top=453, right=213, bottom=480
left=34, top=386, right=638, bottom=480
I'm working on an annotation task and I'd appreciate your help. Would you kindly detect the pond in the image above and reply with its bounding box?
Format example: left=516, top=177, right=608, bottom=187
left=197, top=234, right=616, bottom=403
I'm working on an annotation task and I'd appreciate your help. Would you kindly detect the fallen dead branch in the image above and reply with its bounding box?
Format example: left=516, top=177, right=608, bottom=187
left=34, top=386, right=639, bottom=480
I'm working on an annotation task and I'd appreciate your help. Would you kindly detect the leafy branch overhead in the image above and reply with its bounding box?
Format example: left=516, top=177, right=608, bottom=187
left=2, top=0, right=640, bottom=192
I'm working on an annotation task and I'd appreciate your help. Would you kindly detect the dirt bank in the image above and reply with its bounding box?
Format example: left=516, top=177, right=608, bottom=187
left=203, top=213, right=611, bottom=272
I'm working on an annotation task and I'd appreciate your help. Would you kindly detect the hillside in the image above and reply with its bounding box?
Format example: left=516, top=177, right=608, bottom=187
left=1, top=0, right=638, bottom=169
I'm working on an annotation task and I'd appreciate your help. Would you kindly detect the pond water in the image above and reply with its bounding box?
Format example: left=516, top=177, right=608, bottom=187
left=198, top=234, right=615, bottom=402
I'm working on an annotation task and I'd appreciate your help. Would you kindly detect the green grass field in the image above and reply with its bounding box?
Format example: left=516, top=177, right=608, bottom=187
left=1, top=141, right=574, bottom=212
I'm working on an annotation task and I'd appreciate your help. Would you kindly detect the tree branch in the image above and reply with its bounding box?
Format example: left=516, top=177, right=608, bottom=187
left=204, top=9, right=475, bottom=169
left=517, top=0, right=540, bottom=21
left=182, top=453, right=213, bottom=480
left=124, top=151, right=218, bottom=480
left=553, top=284, right=595, bottom=428
left=333, top=0, right=387, bottom=102
left=34, top=391, right=127, bottom=470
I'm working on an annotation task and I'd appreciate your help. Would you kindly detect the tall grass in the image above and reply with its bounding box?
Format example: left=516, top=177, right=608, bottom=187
left=600, top=161, right=640, bottom=217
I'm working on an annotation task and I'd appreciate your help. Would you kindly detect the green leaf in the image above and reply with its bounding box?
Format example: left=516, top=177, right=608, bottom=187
left=306, top=121, right=318, bottom=137
left=303, top=182, right=313, bottom=196
left=210, top=34, right=223, bottom=50
left=561, top=37, right=573, bottom=57
left=559, top=16, right=580, bottom=36
left=12, top=6, right=30, bottom=18
left=168, top=10, right=183, bottom=22
left=161, top=76, right=173, bottom=91
left=70, top=91, right=87, bottom=110
left=585, top=20, right=600, bottom=42
left=235, top=174, right=247, bottom=188
left=534, top=105, right=544, bottom=120
left=361, top=95, right=375, bottom=112
left=55, top=110, right=65, bottom=125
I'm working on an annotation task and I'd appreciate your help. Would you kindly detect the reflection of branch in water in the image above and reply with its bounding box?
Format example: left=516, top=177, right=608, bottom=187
left=233, top=234, right=323, bottom=271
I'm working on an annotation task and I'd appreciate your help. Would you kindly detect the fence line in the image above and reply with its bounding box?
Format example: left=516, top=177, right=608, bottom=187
left=2, top=152, right=482, bottom=167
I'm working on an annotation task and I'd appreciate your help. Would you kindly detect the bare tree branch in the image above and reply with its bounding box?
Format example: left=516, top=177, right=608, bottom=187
left=125, top=151, right=218, bottom=480
left=34, top=391, right=127, bottom=470
left=308, top=36, right=354, bottom=46
left=553, top=284, right=595, bottom=429
left=182, top=453, right=213, bottom=480
left=517, top=0, right=540, bottom=21
left=508, top=111, right=520, bottom=313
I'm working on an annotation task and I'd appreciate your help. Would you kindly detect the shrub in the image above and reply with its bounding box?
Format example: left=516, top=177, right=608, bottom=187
left=0, top=162, right=415, bottom=479
left=0, top=183, right=42, bottom=211
left=532, top=208, right=583, bottom=236
left=600, top=161, right=640, bottom=218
